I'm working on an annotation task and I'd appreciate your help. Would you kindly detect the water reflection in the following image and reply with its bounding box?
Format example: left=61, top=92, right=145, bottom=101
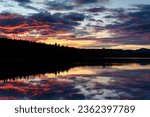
left=0, top=63, right=150, bottom=100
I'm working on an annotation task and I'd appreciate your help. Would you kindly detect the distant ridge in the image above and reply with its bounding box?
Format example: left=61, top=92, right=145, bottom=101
left=136, top=48, right=150, bottom=53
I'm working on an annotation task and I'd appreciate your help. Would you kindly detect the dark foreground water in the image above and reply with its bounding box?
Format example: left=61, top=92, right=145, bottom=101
left=0, top=63, right=150, bottom=100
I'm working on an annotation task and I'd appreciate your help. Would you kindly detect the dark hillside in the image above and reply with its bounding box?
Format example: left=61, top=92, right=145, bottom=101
left=0, top=38, right=150, bottom=63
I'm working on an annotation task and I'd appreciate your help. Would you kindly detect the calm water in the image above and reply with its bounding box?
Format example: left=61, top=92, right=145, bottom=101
left=0, top=63, right=150, bottom=100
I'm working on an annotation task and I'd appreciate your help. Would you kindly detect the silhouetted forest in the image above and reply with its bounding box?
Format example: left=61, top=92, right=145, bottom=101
left=0, top=37, right=150, bottom=81
left=0, top=37, right=150, bottom=63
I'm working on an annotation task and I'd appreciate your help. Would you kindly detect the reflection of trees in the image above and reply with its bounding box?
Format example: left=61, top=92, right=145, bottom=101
left=1, top=61, right=150, bottom=81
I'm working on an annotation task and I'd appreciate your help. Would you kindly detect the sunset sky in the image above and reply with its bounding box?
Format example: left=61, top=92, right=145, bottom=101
left=0, top=0, right=150, bottom=49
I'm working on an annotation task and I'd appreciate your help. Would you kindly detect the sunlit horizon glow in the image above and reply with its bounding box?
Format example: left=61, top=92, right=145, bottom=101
left=0, top=0, right=150, bottom=49
left=37, top=37, right=97, bottom=48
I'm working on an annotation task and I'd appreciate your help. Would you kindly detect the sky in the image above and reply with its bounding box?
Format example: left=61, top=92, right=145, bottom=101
left=0, top=0, right=150, bottom=49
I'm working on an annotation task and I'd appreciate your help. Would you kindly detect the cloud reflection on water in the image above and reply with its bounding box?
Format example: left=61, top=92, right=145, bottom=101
left=0, top=63, right=150, bottom=99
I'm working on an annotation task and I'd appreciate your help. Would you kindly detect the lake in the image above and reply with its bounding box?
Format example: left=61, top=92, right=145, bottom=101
left=0, top=63, right=150, bottom=100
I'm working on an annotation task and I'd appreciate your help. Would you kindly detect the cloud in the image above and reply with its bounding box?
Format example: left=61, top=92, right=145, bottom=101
left=0, top=11, right=85, bottom=40
left=0, top=12, right=25, bottom=27
left=64, top=12, right=85, bottom=21
left=73, top=0, right=97, bottom=4
left=13, top=0, right=31, bottom=3
left=47, top=1, right=74, bottom=11
left=104, top=4, right=150, bottom=46
left=0, top=12, right=27, bottom=35
left=73, top=0, right=110, bottom=4
left=106, top=5, right=150, bottom=33
left=85, top=7, right=107, bottom=12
